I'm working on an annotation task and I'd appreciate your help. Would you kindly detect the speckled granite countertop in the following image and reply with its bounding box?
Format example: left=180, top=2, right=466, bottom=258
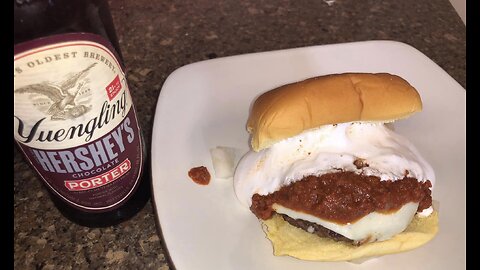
left=14, top=0, right=465, bottom=269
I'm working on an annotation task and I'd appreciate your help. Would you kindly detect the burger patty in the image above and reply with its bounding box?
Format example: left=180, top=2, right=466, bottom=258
left=279, top=213, right=353, bottom=244
left=251, top=171, right=432, bottom=224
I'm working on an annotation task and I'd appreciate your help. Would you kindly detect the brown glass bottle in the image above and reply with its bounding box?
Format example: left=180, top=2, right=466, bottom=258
left=14, top=0, right=150, bottom=227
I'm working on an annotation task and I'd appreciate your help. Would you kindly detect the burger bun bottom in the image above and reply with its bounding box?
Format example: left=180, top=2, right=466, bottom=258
left=261, top=210, right=438, bottom=262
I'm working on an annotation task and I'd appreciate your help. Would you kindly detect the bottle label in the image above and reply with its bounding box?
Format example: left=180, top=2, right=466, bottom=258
left=14, top=33, right=144, bottom=212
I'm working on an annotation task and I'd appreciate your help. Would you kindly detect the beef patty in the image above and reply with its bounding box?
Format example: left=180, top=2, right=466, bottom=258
left=279, top=213, right=354, bottom=244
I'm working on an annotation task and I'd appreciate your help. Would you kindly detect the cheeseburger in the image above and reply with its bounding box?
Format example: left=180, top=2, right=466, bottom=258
left=233, top=73, right=438, bottom=261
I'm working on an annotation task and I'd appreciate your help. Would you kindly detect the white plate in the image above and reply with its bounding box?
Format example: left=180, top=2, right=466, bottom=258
left=151, top=41, right=466, bottom=270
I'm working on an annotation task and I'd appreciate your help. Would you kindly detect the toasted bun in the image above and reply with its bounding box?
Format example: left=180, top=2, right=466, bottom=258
left=261, top=211, right=438, bottom=262
left=247, top=73, right=422, bottom=151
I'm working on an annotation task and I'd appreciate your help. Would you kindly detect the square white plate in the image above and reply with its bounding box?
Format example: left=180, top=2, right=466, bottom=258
left=151, top=41, right=466, bottom=270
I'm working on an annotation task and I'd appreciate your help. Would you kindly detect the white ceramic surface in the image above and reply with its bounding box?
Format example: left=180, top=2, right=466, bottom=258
left=151, top=41, right=466, bottom=270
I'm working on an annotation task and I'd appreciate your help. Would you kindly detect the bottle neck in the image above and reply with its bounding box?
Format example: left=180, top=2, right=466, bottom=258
left=14, top=0, right=122, bottom=60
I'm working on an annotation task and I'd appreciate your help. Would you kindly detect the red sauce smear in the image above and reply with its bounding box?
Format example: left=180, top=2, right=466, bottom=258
left=188, top=166, right=211, bottom=185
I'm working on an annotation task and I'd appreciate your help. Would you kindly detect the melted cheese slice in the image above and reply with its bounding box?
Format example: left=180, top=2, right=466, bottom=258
left=273, top=202, right=419, bottom=243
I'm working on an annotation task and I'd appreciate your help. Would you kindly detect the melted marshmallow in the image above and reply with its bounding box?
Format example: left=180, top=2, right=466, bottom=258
left=234, top=122, right=435, bottom=208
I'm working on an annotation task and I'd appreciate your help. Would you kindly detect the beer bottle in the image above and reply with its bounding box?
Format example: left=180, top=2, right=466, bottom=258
left=14, top=0, right=151, bottom=227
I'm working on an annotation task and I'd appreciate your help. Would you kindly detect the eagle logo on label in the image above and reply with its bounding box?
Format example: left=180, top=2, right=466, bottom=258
left=14, top=63, right=97, bottom=121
